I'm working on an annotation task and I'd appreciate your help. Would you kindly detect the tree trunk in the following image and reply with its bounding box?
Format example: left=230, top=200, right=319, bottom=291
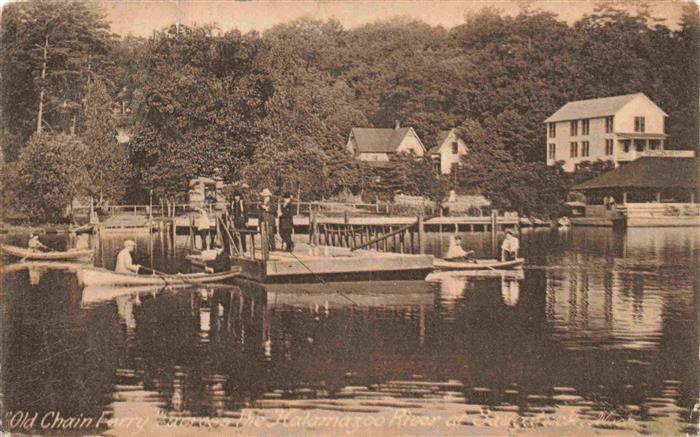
left=36, top=36, right=49, bottom=134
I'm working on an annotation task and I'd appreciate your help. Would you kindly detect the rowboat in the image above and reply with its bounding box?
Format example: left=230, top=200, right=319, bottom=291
left=0, top=244, right=93, bottom=261
left=433, top=258, right=525, bottom=271
left=77, top=266, right=241, bottom=287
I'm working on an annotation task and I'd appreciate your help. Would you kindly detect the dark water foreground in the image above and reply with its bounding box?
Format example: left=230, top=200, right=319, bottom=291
left=0, top=227, right=697, bottom=436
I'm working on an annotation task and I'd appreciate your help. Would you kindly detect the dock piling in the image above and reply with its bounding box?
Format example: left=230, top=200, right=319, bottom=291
left=417, top=214, right=425, bottom=254
left=491, top=209, right=498, bottom=258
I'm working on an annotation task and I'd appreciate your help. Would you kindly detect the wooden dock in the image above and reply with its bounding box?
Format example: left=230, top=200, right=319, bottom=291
left=172, top=213, right=519, bottom=233
left=99, top=214, right=158, bottom=232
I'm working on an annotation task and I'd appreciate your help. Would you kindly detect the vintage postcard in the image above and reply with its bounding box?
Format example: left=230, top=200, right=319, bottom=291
left=0, top=0, right=698, bottom=435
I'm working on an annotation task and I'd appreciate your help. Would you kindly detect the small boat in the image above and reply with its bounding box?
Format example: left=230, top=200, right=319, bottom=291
left=519, top=217, right=533, bottom=227
left=0, top=244, right=93, bottom=261
left=433, top=258, right=525, bottom=271
left=185, top=250, right=218, bottom=268
left=77, top=266, right=242, bottom=287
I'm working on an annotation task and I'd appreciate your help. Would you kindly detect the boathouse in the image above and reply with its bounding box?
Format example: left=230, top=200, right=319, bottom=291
left=571, top=157, right=700, bottom=226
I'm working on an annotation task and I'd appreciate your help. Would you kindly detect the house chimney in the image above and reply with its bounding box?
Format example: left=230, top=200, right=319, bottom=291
left=394, top=120, right=401, bottom=130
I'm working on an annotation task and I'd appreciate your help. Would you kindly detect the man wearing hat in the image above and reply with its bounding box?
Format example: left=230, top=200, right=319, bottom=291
left=258, top=188, right=276, bottom=251
left=115, top=240, right=141, bottom=274
left=501, top=229, right=520, bottom=261
left=230, top=191, right=248, bottom=253
left=196, top=207, right=212, bottom=250
left=278, top=192, right=295, bottom=252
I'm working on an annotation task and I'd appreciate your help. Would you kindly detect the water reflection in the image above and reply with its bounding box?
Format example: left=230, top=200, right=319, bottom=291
left=0, top=227, right=697, bottom=435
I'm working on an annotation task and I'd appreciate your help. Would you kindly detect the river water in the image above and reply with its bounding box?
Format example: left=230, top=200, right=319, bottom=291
left=0, top=227, right=697, bottom=436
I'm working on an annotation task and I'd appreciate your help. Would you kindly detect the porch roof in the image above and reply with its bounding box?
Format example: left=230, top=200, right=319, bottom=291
left=616, top=133, right=668, bottom=139
left=572, top=157, right=700, bottom=191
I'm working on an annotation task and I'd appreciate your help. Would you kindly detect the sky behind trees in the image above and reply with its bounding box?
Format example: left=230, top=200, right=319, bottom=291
left=99, top=0, right=688, bottom=36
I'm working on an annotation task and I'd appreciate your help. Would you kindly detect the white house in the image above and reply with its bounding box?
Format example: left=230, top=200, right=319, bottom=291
left=428, top=128, right=468, bottom=174
left=346, top=121, right=426, bottom=167
left=544, top=93, right=691, bottom=172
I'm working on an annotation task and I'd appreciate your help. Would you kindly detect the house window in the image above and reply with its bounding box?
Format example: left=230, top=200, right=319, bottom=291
left=548, top=123, right=556, bottom=138
left=582, top=141, right=590, bottom=157
left=451, top=141, right=459, bottom=154
left=570, top=120, right=578, bottom=136
left=605, top=139, right=614, bottom=155
left=649, top=139, right=660, bottom=150
left=570, top=142, right=578, bottom=158
left=605, top=116, right=613, bottom=133
left=582, top=119, right=590, bottom=135
left=548, top=143, right=556, bottom=160
left=634, top=139, right=645, bottom=152
left=634, top=116, right=645, bottom=133
left=621, top=140, right=630, bottom=153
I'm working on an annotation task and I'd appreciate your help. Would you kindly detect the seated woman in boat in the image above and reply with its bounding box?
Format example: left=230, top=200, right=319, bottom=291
left=205, top=243, right=231, bottom=273
left=28, top=233, right=50, bottom=252
left=445, top=235, right=476, bottom=262
left=501, top=229, right=520, bottom=261
left=115, top=240, right=142, bottom=274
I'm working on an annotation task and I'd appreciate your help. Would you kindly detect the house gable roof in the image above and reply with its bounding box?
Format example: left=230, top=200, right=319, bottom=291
left=572, top=157, right=700, bottom=190
left=544, top=93, right=666, bottom=123
left=429, top=129, right=455, bottom=155
left=349, top=127, right=425, bottom=154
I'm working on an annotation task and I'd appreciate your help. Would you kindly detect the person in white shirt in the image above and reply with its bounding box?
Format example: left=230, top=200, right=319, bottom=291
left=196, top=208, right=211, bottom=250
left=501, top=229, right=520, bottom=261
left=445, top=235, right=476, bottom=261
left=28, top=233, right=49, bottom=252
left=115, top=240, right=140, bottom=274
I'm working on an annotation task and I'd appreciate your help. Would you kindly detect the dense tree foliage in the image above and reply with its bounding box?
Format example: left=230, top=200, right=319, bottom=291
left=1, top=1, right=698, bottom=220
left=11, top=133, right=90, bottom=222
left=82, top=80, right=129, bottom=203
left=0, top=0, right=114, bottom=160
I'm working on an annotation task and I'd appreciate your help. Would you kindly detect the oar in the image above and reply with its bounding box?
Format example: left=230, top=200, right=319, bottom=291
left=139, top=266, right=205, bottom=287
left=137, top=266, right=172, bottom=285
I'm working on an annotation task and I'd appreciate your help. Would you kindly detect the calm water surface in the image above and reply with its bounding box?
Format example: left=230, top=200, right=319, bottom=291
left=0, top=227, right=697, bottom=436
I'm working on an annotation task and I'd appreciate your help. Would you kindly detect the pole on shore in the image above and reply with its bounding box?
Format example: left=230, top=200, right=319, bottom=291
left=491, top=209, right=498, bottom=259
left=417, top=214, right=425, bottom=254
left=261, top=220, right=269, bottom=262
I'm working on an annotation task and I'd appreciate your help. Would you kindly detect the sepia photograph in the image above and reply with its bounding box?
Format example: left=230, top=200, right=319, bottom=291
left=0, top=0, right=698, bottom=435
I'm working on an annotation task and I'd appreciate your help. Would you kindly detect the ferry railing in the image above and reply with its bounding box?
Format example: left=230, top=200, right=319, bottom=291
left=309, top=213, right=425, bottom=255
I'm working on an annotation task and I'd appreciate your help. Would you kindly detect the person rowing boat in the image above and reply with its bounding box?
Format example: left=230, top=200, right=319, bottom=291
left=501, top=229, right=520, bottom=261
left=115, top=240, right=142, bottom=274
left=444, top=235, right=476, bottom=262
left=28, top=233, right=50, bottom=252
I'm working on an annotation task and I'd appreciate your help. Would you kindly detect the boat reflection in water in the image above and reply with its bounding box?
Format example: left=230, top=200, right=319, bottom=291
left=0, top=227, right=697, bottom=436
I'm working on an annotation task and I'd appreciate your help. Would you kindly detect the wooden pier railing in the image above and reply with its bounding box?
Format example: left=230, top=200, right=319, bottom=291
left=309, top=214, right=426, bottom=255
